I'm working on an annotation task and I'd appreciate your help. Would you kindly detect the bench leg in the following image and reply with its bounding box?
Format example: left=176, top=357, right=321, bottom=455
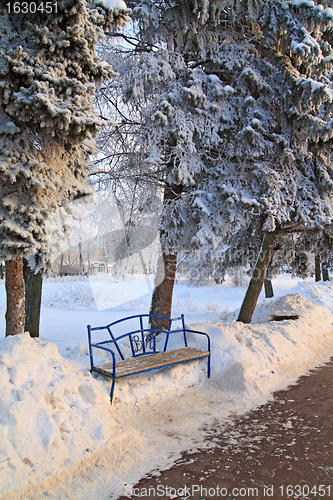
left=110, top=378, right=116, bottom=404
left=207, top=355, right=211, bottom=378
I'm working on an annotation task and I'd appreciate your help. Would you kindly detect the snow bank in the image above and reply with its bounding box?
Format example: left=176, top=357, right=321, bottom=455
left=292, top=279, right=333, bottom=311
left=0, top=334, right=118, bottom=495
left=1, top=288, right=333, bottom=499
left=198, top=293, right=333, bottom=398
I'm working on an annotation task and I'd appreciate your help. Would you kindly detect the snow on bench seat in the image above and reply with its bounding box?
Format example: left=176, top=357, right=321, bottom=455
left=94, top=346, right=210, bottom=378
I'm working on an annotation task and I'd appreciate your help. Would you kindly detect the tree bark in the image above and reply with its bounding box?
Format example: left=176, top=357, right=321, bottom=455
left=60, top=254, right=64, bottom=276
left=23, top=258, right=43, bottom=338
left=237, top=231, right=278, bottom=324
left=5, top=256, right=25, bottom=336
left=149, top=182, right=183, bottom=331
left=264, top=278, right=274, bottom=298
left=149, top=252, right=177, bottom=331
left=315, top=254, right=321, bottom=282
left=79, top=242, right=84, bottom=275
left=322, top=262, right=330, bottom=282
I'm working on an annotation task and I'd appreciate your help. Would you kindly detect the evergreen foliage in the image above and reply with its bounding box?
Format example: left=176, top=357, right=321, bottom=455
left=0, top=0, right=129, bottom=263
left=96, top=0, right=333, bottom=280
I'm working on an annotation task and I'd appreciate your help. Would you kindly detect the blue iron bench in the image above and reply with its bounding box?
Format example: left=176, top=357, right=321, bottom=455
left=87, top=314, right=211, bottom=403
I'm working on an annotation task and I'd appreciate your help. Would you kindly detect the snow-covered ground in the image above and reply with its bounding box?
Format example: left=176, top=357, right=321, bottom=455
left=0, top=274, right=332, bottom=499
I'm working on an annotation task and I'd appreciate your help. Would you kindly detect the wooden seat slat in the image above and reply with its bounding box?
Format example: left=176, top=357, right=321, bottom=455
left=94, top=347, right=209, bottom=378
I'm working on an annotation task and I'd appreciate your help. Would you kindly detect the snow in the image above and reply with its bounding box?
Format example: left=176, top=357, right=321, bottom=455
left=97, top=0, right=127, bottom=10
left=0, top=275, right=332, bottom=499
left=286, top=0, right=315, bottom=8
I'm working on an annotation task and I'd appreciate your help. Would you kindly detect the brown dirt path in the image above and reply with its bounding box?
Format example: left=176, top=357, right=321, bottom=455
left=117, top=358, right=333, bottom=500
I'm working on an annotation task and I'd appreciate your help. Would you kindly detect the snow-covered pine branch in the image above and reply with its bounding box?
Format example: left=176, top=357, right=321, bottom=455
left=94, top=0, right=332, bottom=300
left=0, top=0, right=130, bottom=264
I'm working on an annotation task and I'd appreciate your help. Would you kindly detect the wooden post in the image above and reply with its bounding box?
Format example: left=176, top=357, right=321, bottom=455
left=264, top=278, right=274, bottom=298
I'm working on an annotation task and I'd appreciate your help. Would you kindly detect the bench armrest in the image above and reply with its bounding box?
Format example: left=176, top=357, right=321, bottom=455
left=183, top=328, right=211, bottom=351
left=88, top=343, right=117, bottom=377
left=163, top=327, right=211, bottom=352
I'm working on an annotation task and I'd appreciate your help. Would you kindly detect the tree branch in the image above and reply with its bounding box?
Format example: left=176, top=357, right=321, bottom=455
left=104, top=32, right=159, bottom=52
left=280, top=221, right=303, bottom=233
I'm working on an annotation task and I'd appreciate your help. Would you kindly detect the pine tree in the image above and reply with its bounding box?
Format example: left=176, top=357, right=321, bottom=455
left=95, top=0, right=333, bottom=323
left=0, top=0, right=129, bottom=336
left=95, top=1, right=247, bottom=320
left=172, top=0, right=333, bottom=321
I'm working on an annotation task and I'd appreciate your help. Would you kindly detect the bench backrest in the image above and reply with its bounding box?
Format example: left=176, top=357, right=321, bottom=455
left=88, top=314, right=187, bottom=361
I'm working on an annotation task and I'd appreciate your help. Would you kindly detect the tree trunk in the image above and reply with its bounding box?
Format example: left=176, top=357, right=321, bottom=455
left=79, top=242, right=84, bottom=275
left=237, top=231, right=278, bottom=324
left=60, top=254, right=64, bottom=276
left=264, top=278, right=274, bottom=298
left=322, top=262, right=330, bottom=282
left=0, top=262, right=4, bottom=280
left=315, top=254, right=321, bottom=282
left=87, top=244, right=91, bottom=276
left=5, top=256, right=25, bottom=336
left=149, top=181, right=183, bottom=331
left=23, top=258, right=43, bottom=338
left=149, top=252, right=177, bottom=331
